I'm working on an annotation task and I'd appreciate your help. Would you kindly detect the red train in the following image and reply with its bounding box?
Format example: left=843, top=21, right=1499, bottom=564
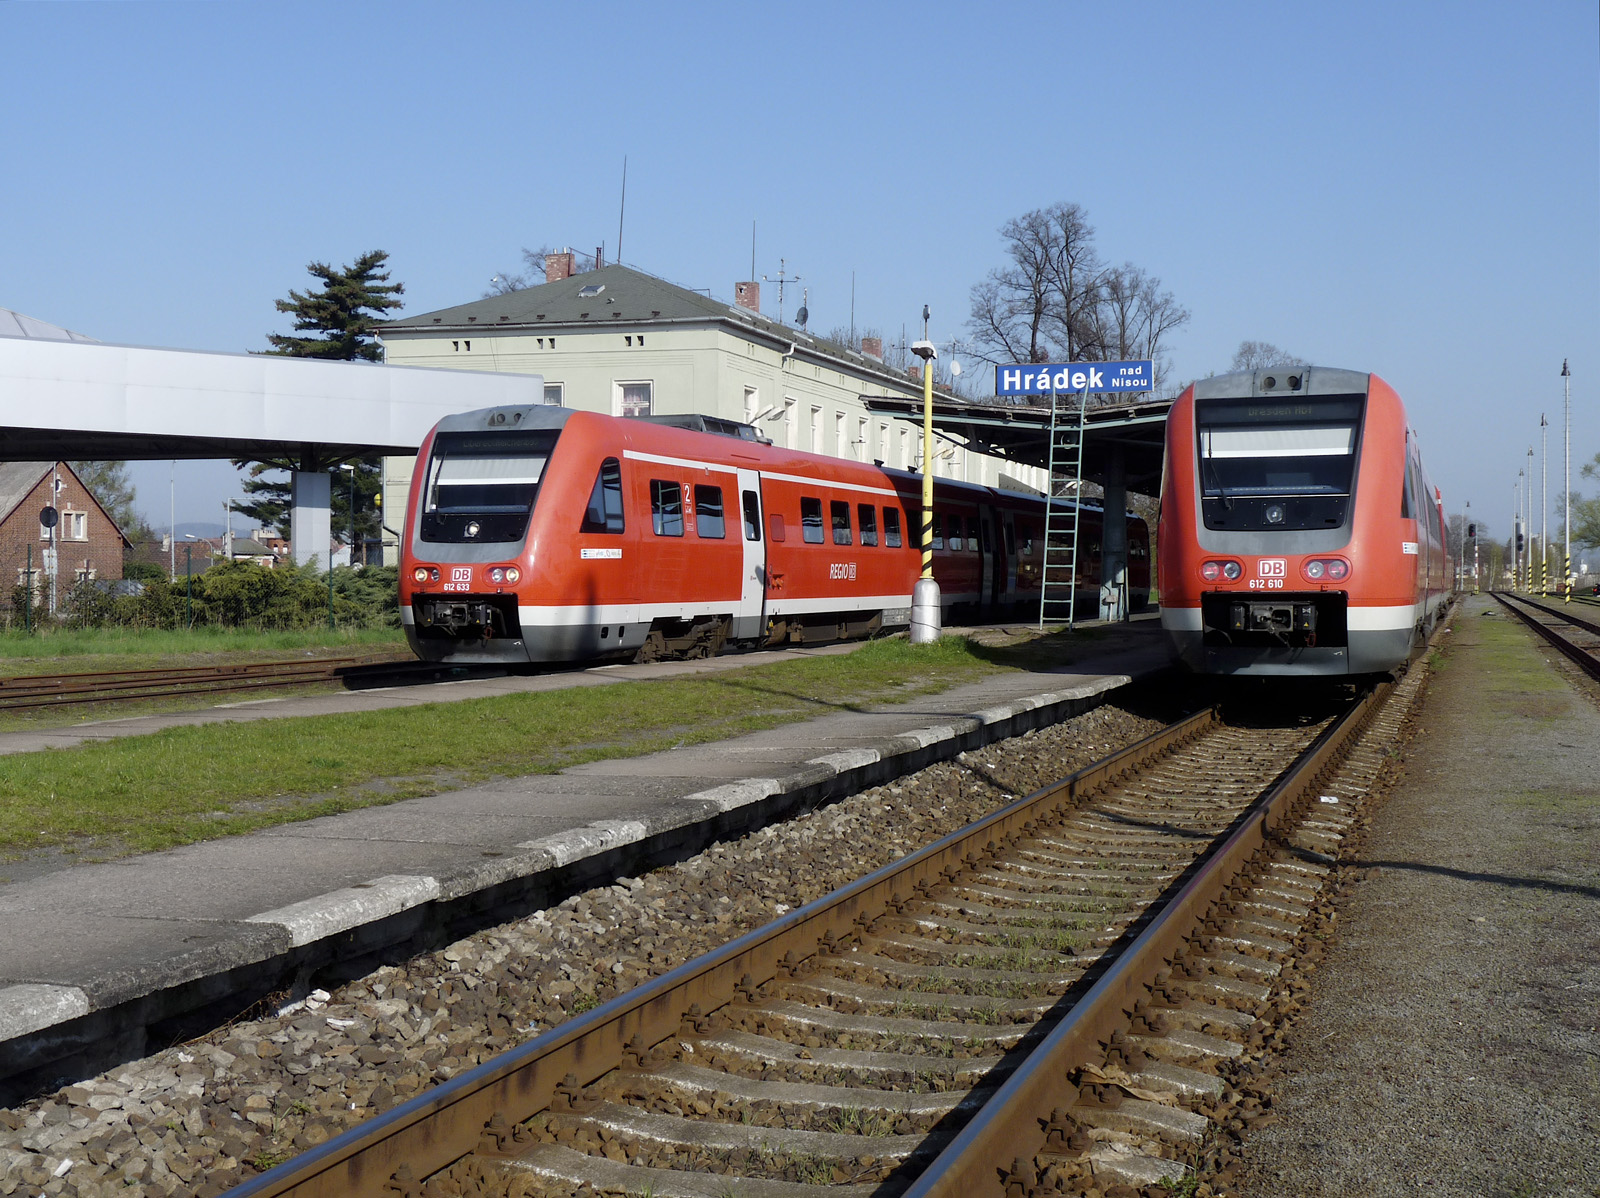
left=400, top=407, right=1149, bottom=664
left=1158, top=367, right=1450, bottom=676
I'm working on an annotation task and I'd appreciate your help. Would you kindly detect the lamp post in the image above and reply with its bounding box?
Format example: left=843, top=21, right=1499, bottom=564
left=1562, top=359, right=1572, bottom=601
left=182, top=534, right=197, bottom=629
left=909, top=306, right=940, bottom=644
left=340, top=463, right=357, bottom=568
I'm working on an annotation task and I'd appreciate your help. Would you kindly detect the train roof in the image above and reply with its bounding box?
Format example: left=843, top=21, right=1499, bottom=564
left=1191, top=366, right=1370, bottom=400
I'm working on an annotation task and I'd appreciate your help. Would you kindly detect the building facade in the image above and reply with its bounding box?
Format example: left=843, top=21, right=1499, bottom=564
left=0, top=461, right=128, bottom=612
left=375, top=262, right=1046, bottom=562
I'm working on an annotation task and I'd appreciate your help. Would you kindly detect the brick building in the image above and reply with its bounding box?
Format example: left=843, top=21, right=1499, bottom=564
left=0, top=461, right=129, bottom=604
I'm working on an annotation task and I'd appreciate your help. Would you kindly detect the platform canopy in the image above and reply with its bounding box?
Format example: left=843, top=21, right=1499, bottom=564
left=861, top=392, right=1172, bottom=493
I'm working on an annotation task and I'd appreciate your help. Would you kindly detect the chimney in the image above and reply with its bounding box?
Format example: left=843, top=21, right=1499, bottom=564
left=907, top=364, right=921, bottom=381
left=861, top=336, right=883, bottom=361
left=544, top=251, right=575, bottom=283
left=735, top=281, right=760, bottom=314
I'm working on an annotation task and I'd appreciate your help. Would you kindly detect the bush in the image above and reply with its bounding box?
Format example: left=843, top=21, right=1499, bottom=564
left=45, top=561, right=400, bottom=632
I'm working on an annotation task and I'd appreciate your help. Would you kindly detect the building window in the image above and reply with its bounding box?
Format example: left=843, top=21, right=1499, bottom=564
left=744, top=387, right=760, bottom=424
left=800, top=497, right=824, bottom=544
left=15, top=567, right=39, bottom=597
left=650, top=480, right=684, bottom=536
left=694, top=485, right=725, bottom=538
left=42, top=511, right=87, bottom=541
left=858, top=504, right=878, bottom=547
left=543, top=383, right=564, bottom=406
left=835, top=412, right=847, bottom=458
left=783, top=399, right=796, bottom=449
left=580, top=458, right=624, bottom=533
left=857, top=417, right=869, bottom=462
left=74, top=566, right=98, bottom=583
left=831, top=500, right=853, bottom=545
left=617, top=381, right=652, bottom=417
left=884, top=507, right=903, bottom=548
left=810, top=407, right=822, bottom=455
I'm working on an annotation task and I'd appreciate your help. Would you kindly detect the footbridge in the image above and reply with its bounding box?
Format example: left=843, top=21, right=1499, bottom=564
left=0, top=333, right=541, bottom=567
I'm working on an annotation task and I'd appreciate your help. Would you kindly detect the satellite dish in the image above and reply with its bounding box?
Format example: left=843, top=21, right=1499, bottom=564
left=950, top=360, right=963, bottom=377
left=795, top=305, right=808, bottom=328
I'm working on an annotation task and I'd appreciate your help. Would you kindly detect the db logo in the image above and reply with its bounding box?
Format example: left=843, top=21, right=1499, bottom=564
left=451, top=567, right=471, bottom=582
left=1258, top=559, right=1287, bottom=578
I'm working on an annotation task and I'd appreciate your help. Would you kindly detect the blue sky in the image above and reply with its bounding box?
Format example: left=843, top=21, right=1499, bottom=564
left=3, top=1, right=1596, bottom=547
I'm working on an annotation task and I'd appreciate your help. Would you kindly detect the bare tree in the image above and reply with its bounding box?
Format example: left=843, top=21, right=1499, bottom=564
left=1229, top=341, right=1306, bottom=372
left=967, top=203, right=1189, bottom=401
left=1088, top=263, right=1190, bottom=394
left=967, top=202, right=1102, bottom=368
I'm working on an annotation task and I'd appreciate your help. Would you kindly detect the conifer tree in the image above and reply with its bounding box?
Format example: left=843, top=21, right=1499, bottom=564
left=233, top=252, right=404, bottom=548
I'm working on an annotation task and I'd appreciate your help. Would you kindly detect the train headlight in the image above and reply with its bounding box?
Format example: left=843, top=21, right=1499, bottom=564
left=505, top=567, right=521, bottom=584
left=1201, top=561, right=1221, bottom=581
left=488, top=567, right=505, bottom=584
left=1265, top=504, right=1286, bottom=525
left=429, top=567, right=440, bottom=582
left=412, top=567, right=428, bottom=583
left=1302, top=558, right=1350, bottom=582
left=1222, top=561, right=1242, bottom=581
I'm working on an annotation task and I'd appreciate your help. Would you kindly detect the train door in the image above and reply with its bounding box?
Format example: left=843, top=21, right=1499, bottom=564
left=732, top=469, right=766, bottom=640
left=977, top=508, right=995, bottom=611
left=999, top=510, right=1017, bottom=606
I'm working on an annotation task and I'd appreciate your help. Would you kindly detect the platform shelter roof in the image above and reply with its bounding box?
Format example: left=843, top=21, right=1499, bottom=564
left=861, top=392, right=1173, bottom=493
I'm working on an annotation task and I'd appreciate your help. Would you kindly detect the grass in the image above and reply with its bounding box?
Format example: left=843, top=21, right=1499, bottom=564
left=0, top=633, right=1020, bottom=863
left=0, top=625, right=406, bottom=673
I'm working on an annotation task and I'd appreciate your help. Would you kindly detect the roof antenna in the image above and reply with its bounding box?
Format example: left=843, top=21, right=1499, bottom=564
left=750, top=221, right=756, bottom=282
left=616, top=155, right=627, bottom=266
left=795, top=287, right=809, bottom=330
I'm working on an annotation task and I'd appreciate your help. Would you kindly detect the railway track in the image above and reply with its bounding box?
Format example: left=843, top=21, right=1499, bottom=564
left=229, top=667, right=1425, bottom=1198
left=1491, top=591, right=1600, bottom=682
left=0, top=654, right=469, bottom=712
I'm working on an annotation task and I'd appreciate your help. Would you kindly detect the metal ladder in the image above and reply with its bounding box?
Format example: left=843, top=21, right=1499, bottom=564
left=1038, top=385, right=1088, bottom=628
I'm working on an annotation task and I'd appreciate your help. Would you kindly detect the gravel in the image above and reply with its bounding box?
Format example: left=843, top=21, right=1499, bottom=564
left=0, top=701, right=1165, bottom=1197
left=1235, top=598, right=1600, bottom=1197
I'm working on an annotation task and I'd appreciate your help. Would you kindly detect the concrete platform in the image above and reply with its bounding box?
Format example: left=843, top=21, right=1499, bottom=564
left=0, top=623, right=1173, bottom=1098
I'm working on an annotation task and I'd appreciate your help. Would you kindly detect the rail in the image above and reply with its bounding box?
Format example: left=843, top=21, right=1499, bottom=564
left=229, top=687, right=1393, bottom=1198
left=1491, top=591, right=1600, bottom=683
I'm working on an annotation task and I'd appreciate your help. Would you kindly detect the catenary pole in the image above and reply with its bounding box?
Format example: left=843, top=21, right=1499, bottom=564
left=1563, top=360, right=1572, bottom=601
left=1540, top=414, right=1549, bottom=594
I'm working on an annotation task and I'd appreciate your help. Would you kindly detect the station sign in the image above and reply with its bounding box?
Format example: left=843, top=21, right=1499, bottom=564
left=995, top=359, right=1153, bottom=397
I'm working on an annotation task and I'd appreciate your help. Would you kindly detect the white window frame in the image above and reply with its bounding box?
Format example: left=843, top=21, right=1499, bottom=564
left=543, top=382, right=565, bottom=406
left=743, top=386, right=760, bottom=424
left=810, top=406, right=823, bottom=455
left=614, top=380, right=653, bottom=418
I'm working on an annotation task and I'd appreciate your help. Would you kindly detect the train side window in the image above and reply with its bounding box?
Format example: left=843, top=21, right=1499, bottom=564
left=695, top=485, right=726, bottom=538
left=742, top=490, right=761, bottom=541
left=948, top=516, right=963, bottom=552
left=651, top=480, right=684, bottom=537
left=858, top=504, right=878, bottom=546
left=1004, top=522, right=1016, bottom=557
left=801, top=497, right=824, bottom=543
left=981, top=518, right=992, bottom=554
left=768, top=513, right=786, bottom=542
left=831, top=500, right=853, bottom=545
left=884, top=507, right=903, bottom=548
left=931, top=513, right=945, bottom=551
left=580, top=458, right=624, bottom=534
left=1401, top=449, right=1415, bottom=519
left=1022, top=526, right=1034, bottom=557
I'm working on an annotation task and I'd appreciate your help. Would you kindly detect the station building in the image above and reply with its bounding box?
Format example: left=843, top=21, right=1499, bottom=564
left=374, top=258, right=1049, bottom=563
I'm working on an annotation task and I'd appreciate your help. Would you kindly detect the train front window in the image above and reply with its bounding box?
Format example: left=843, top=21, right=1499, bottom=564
left=421, top=429, right=560, bottom=543
left=1195, top=396, right=1364, bottom=531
